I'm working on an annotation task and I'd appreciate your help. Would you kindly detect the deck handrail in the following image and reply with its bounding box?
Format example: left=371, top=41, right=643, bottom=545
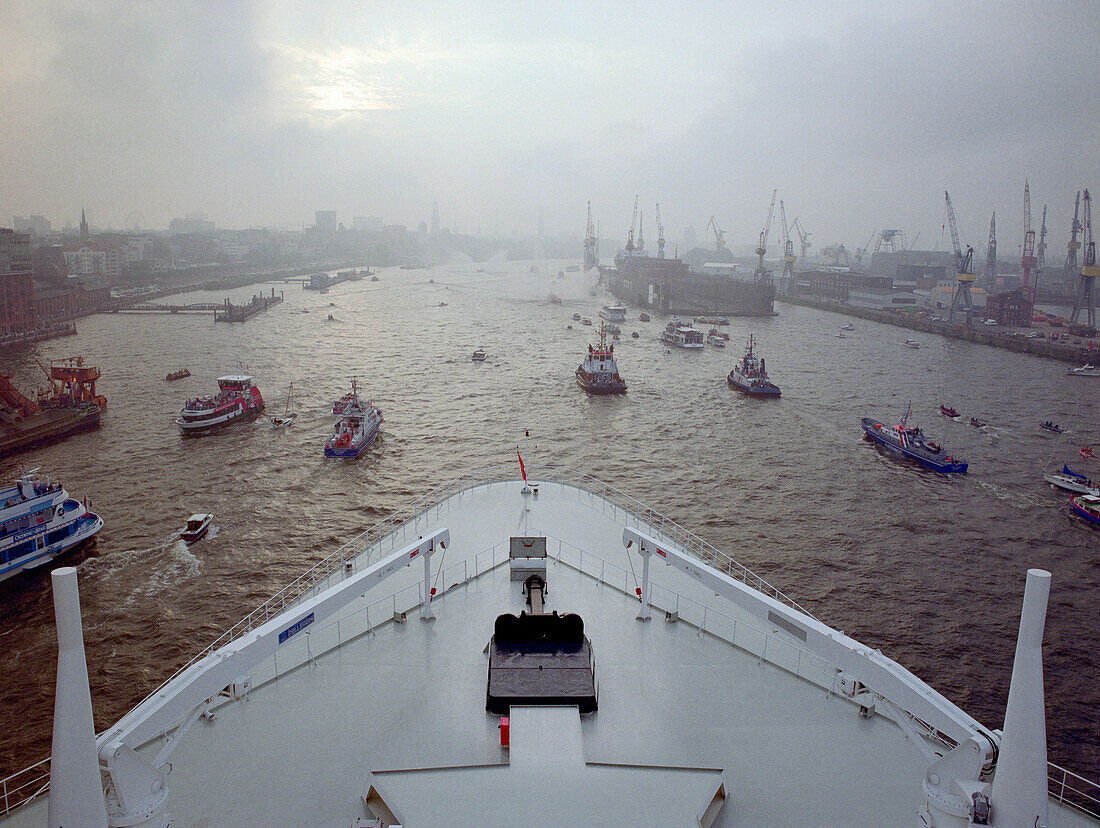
left=3, top=468, right=1097, bottom=819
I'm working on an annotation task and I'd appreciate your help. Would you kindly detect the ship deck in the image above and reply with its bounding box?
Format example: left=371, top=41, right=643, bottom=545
left=4, top=475, right=1095, bottom=826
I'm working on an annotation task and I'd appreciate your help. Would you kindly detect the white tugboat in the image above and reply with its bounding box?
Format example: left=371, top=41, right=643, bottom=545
left=324, top=380, right=383, bottom=459
left=727, top=334, right=781, bottom=397
left=5, top=462, right=1097, bottom=828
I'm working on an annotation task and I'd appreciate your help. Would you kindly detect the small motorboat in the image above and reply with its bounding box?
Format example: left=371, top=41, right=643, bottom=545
left=1081, top=446, right=1096, bottom=460
left=835, top=333, right=847, bottom=339
left=1040, top=421, right=1064, bottom=434
left=439, top=302, right=448, bottom=307
left=707, top=333, right=726, bottom=347
left=905, top=339, right=920, bottom=349
left=327, top=314, right=335, bottom=321
left=639, top=313, right=651, bottom=322
left=180, top=513, right=213, bottom=543
left=329, top=302, right=336, bottom=306
left=548, top=294, right=563, bottom=304
left=969, top=417, right=985, bottom=428
left=166, top=368, right=191, bottom=381
left=939, top=405, right=959, bottom=418
left=840, top=323, right=855, bottom=331
left=631, top=331, right=640, bottom=339
left=1067, top=363, right=1100, bottom=377
left=572, top=313, right=582, bottom=321
left=707, top=328, right=730, bottom=341
left=581, top=318, right=593, bottom=326
left=472, top=348, right=487, bottom=362
left=370, top=275, right=380, bottom=282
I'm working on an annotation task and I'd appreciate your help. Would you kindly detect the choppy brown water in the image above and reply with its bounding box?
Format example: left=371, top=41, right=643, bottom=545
left=0, top=258, right=1097, bottom=785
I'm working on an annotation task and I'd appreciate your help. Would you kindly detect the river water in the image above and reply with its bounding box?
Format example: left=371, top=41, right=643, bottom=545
left=0, top=258, right=1097, bottom=784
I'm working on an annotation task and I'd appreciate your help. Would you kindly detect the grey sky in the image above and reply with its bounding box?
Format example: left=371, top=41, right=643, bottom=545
left=2, top=0, right=1097, bottom=254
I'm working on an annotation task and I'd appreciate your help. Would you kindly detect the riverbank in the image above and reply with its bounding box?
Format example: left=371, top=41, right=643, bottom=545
left=777, top=293, right=1097, bottom=365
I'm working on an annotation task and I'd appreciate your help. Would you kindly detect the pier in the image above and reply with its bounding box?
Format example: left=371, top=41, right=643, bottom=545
left=213, top=287, right=285, bottom=323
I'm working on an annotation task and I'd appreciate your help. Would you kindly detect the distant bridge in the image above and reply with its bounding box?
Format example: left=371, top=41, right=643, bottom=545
left=110, top=302, right=223, bottom=314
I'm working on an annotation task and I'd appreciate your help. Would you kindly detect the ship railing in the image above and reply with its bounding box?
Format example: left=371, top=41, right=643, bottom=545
left=546, top=536, right=1100, bottom=820
left=131, top=464, right=816, bottom=722
left=0, top=757, right=49, bottom=818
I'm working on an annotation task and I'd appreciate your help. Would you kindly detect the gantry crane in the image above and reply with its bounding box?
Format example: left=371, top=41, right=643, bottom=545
left=754, top=189, right=777, bottom=282
left=655, top=203, right=665, bottom=259
left=1064, top=191, right=1082, bottom=287
left=1070, top=188, right=1096, bottom=331
left=945, top=191, right=977, bottom=326
left=779, top=200, right=796, bottom=290
left=625, top=195, right=639, bottom=254
left=791, top=218, right=812, bottom=259
left=584, top=202, right=599, bottom=271
left=983, top=213, right=997, bottom=286
left=1034, top=203, right=1048, bottom=297
left=1020, top=182, right=1037, bottom=303
left=855, top=230, right=877, bottom=264
left=705, top=215, right=726, bottom=251
left=875, top=229, right=907, bottom=256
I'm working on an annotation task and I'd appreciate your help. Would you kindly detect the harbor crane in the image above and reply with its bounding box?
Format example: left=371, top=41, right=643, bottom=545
left=791, top=218, right=812, bottom=259
left=945, top=191, right=977, bottom=327
left=1070, top=188, right=1096, bottom=331
left=779, top=200, right=796, bottom=289
left=984, top=213, right=997, bottom=286
left=625, top=195, right=639, bottom=254
left=705, top=215, right=726, bottom=251
left=1020, top=182, right=1037, bottom=304
left=855, top=230, right=877, bottom=264
left=754, top=189, right=777, bottom=282
left=584, top=202, right=599, bottom=271
left=875, top=229, right=907, bottom=256
left=655, top=203, right=665, bottom=259
left=637, top=209, right=645, bottom=252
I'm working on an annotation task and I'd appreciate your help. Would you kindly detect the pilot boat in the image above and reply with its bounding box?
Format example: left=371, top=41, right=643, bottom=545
left=862, top=406, right=968, bottom=473
left=0, top=469, right=102, bottom=583
left=176, top=372, right=264, bottom=433
left=9, top=463, right=1095, bottom=827
left=324, top=380, right=383, bottom=459
left=575, top=325, right=626, bottom=395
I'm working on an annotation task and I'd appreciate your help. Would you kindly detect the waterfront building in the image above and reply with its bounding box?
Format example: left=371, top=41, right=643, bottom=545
left=12, top=215, right=52, bottom=236
left=61, top=241, right=122, bottom=282
left=314, top=210, right=337, bottom=234
left=986, top=288, right=1033, bottom=327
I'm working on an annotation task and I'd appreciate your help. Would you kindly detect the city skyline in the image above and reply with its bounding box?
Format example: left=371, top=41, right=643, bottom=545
left=1, top=2, right=1097, bottom=251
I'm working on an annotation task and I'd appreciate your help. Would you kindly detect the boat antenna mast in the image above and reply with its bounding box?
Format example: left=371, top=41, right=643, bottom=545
left=945, top=191, right=977, bottom=327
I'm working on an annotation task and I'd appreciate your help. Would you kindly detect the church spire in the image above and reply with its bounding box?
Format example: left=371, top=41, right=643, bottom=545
left=79, top=208, right=88, bottom=241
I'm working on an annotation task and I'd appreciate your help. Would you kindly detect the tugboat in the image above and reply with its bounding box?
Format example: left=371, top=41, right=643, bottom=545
left=861, top=405, right=968, bottom=473
left=324, top=380, right=383, bottom=459
left=0, top=468, right=103, bottom=583
left=659, top=320, right=704, bottom=349
left=727, top=335, right=780, bottom=397
left=1070, top=493, right=1100, bottom=526
left=177, top=370, right=264, bottom=433
left=575, top=325, right=626, bottom=395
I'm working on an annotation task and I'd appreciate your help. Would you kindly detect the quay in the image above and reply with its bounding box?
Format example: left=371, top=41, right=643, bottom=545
left=0, top=322, right=77, bottom=349
left=777, top=293, right=1098, bottom=365
left=213, top=287, right=284, bottom=323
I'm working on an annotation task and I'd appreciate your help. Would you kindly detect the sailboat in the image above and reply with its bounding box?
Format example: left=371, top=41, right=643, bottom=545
left=269, top=383, right=296, bottom=428
left=1040, top=401, right=1095, bottom=493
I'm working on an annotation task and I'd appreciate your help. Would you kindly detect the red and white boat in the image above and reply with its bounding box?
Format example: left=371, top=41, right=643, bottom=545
left=176, top=372, right=264, bottom=433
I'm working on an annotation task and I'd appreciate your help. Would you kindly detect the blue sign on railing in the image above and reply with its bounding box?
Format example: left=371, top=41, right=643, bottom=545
left=278, top=612, right=314, bottom=645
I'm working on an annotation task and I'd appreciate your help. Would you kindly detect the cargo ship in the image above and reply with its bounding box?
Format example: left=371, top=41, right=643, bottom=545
left=601, top=251, right=775, bottom=316
left=0, top=358, right=106, bottom=458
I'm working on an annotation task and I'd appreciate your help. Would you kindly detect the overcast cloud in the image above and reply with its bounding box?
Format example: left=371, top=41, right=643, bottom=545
left=1, top=0, right=1097, bottom=253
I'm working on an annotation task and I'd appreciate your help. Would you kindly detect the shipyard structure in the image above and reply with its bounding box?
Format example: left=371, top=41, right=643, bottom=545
left=601, top=252, right=775, bottom=316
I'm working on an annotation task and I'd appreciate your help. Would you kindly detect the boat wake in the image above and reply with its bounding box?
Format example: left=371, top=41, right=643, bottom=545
left=974, top=480, right=1048, bottom=510
left=80, top=532, right=204, bottom=602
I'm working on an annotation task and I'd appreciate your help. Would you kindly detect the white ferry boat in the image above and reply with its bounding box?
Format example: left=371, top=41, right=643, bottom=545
left=176, top=373, right=264, bottom=433
left=598, top=304, right=627, bottom=323
left=0, top=469, right=102, bottom=583
left=324, top=380, right=383, bottom=459
left=5, top=466, right=1097, bottom=827
left=659, top=320, right=705, bottom=348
